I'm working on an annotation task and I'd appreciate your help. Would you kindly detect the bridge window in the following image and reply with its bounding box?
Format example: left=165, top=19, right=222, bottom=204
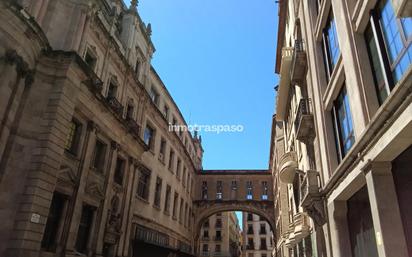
left=261, top=181, right=268, bottom=200
left=231, top=181, right=237, bottom=199
left=215, top=231, right=222, bottom=241
left=247, top=213, right=253, bottom=221
left=247, top=224, right=254, bottom=234
left=202, top=244, right=208, bottom=253
left=260, top=238, right=267, bottom=250
left=260, top=224, right=267, bottom=235
left=246, top=181, right=253, bottom=200
left=216, top=181, right=223, bottom=200
left=215, top=218, right=222, bottom=228
left=202, top=181, right=208, bottom=200
left=247, top=238, right=254, bottom=250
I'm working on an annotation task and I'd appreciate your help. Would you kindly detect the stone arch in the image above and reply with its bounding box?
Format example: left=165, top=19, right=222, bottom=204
left=193, top=201, right=276, bottom=255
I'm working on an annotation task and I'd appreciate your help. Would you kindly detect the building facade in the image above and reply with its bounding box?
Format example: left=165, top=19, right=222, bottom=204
left=242, top=213, right=274, bottom=257
left=199, top=212, right=242, bottom=257
left=272, top=1, right=411, bottom=257
left=0, top=1, right=202, bottom=257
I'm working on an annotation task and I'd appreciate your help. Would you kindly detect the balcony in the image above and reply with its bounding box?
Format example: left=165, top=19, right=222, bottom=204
left=290, top=39, right=307, bottom=84
left=284, top=224, right=296, bottom=249
left=300, top=170, right=326, bottom=226
left=276, top=47, right=294, bottom=121
left=106, top=96, right=124, bottom=116
left=214, top=236, right=222, bottom=241
left=202, top=236, right=210, bottom=241
left=278, top=151, right=298, bottom=184
left=293, top=212, right=311, bottom=241
left=125, top=117, right=141, bottom=138
left=294, top=98, right=315, bottom=142
left=392, top=0, right=412, bottom=17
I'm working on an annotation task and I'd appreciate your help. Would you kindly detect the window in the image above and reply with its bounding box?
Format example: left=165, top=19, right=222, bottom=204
left=378, top=0, right=412, bottom=83
left=216, top=181, right=223, bottom=199
left=159, top=138, right=166, bottom=162
left=137, top=168, right=151, bottom=200
left=92, top=139, right=107, bottom=173
left=173, top=193, right=178, bottom=218
left=179, top=198, right=184, bottom=223
left=322, top=12, right=341, bottom=78
left=135, top=59, right=140, bottom=75
left=65, top=119, right=82, bottom=155
left=247, top=225, right=254, bottom=234
left=247, top=213, right=253, bottom=221
left=154, top=177, right=162, bottom=208
left=41, top=192, right=66, bottom=251
left=114, top=158, right=125, bottom=185
left=184, top=203, right=188, bottom=227
left=215, top=244, right=221, bottom=252
left=75, top=205, right=95, bottom=254
left=216, top=212, right=222, bottom=217
left=260, top=224, right=267, bottom=235
left=186, top=173, right=190, bottom=192
left=260, top=238, right=267, bottom=250
left=144, top=125, right=155, bottom=149
left=247, top=238, right=254, bottom=250
left=176, top=158, right=181, bottom=178
left=365, top=24, right=389, bottom=104
left=126, top=103, right=134, bottom=120
left=203, top=230, right=209, bottom=238
left=246, top=181, right=253, bottom=200
left=164, top=185, right=171, bottom=213
left=182, top=167, right=187, bottom=187
left=202, top=181, right=208, bottom=200
left=149, top=87, right=159, bottom=105
left=163, top=104, right=169, bottom=120
left=365, top=0, right=412, bottom=104
left=107, top=81, right=117, bottom=99
left=215, top=230, right=222, bottom=240
left=169, top=149, right=175, bottom=171
left=332, top=86, right=355, bottom=161
left=261, top=181, right=268, bottom=200
left=215, top=218, right=222, bottom=228
left=202, top=244, right=208, bottom=253
left=84, top=49, right=97, bottom=71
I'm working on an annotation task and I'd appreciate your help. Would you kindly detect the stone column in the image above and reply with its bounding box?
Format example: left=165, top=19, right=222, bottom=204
left=118, top=157, right=137, bottom=257
left=363, top=161, right=408, bottom=257
left=64, top=121, right=98, bottom=253
left=94, top=141, right=119, bottom=256
left=327, top=200, right=352, bottom=257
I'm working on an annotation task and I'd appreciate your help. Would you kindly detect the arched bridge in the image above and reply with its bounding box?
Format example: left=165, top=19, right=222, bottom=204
left=193, top=170, right=275, bottom=251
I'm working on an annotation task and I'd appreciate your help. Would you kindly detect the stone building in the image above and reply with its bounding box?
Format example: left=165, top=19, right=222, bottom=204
left=242, top=213, right=274, bottom=257
left=272, top=0, right=411, bottom=257
left=199, top=212, right=242, bottom=257
left=0, top=0, right=202, bottom=257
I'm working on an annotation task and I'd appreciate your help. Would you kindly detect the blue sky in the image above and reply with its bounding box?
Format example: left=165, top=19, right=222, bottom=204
left=129, top=0, right=279, bottom=170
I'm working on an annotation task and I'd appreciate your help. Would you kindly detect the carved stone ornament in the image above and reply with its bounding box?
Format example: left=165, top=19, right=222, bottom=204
left=57, top=165, right=79, bottom=187
left=85, top=182, right=105, bottom=200
left=305, top=199, right=326, bottom=227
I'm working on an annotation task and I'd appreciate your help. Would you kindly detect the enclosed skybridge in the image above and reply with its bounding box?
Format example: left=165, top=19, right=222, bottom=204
left=193, top=169, right=275, bottom=249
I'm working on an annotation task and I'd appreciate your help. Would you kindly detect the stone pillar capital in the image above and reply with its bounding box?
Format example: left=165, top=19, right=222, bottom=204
left=361, top=160, right=392, bottom=175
